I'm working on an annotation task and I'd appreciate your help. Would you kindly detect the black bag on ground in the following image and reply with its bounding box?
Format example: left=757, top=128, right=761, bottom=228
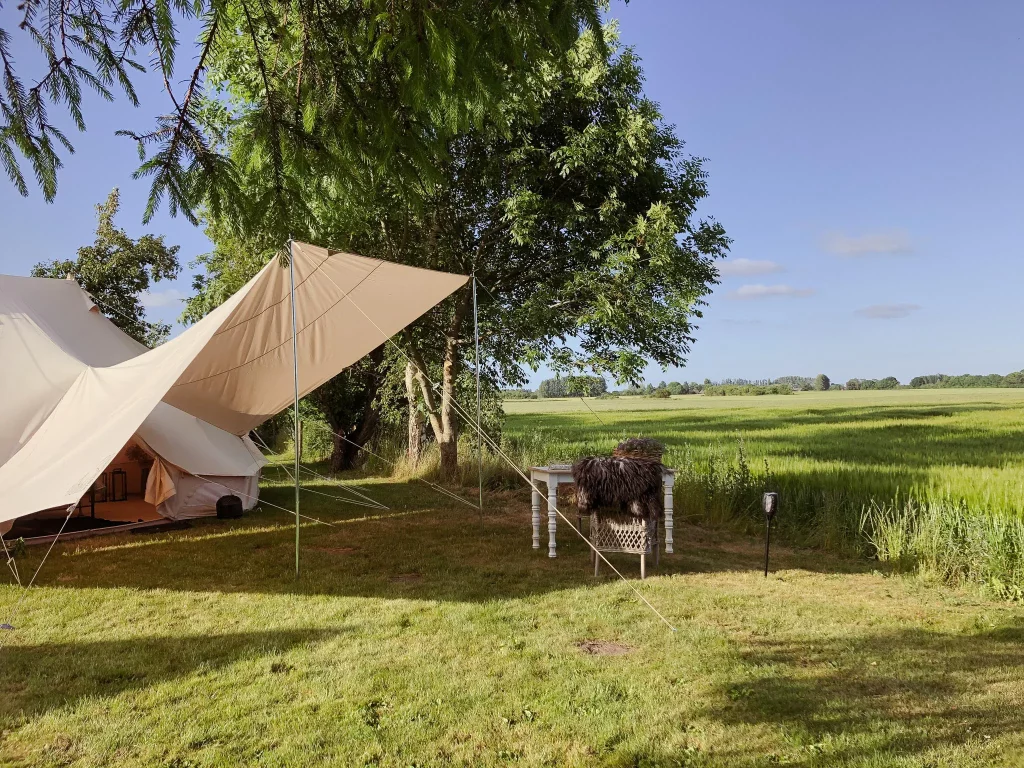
left=216, top=494, right=244, bottom=519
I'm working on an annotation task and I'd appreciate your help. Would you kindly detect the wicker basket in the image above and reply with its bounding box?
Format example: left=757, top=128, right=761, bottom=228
left=591, top=511, right=660, bottom=579
left=591, top=512, right=658, bottom=554
left=612, top=437, right=664, bottom=462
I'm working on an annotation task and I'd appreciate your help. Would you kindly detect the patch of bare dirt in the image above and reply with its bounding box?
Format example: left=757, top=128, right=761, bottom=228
left=577, top=640, right=633, bottom=656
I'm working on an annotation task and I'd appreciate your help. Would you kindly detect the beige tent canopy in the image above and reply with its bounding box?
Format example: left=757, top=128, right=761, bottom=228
left=0, top=242, right=468, bottom=525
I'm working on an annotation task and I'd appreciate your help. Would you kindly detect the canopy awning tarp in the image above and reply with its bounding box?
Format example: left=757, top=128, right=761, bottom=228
left=0, top=242, right=467, bottom=522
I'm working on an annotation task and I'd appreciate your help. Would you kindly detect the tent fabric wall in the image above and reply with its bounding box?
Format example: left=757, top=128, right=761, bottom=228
left=0, top=276, right=255, bottom=520
left=0, top=244, right=467, bottom=524
left=0, top=275, right=265, bottom=523
left=145, top=460, right=259, bottom=520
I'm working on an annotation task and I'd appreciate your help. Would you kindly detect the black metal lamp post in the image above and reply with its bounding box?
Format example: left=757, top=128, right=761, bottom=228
left=763, top=492, right=778, bottom=577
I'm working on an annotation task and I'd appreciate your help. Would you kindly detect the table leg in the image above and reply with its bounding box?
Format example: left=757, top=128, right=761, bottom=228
left=664, top=479, right=674, bottom=554
left=547, top=484, right=558, bottom=558
left=531, top=486, right=541, bottom=549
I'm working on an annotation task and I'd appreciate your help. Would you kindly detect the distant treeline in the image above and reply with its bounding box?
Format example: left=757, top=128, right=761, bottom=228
left=503, top=369, right=1024, bottom=399
left=506, top=377, right=791, bottom=399
left=704, top=383, right=792, bottom=396
left=907, top=372, right=1024, bottom=388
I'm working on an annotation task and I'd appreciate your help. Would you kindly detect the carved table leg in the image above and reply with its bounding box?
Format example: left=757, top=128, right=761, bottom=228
left=548, top=483, right=558, bottom=558
left=531, top=484, right=541, bottom=549
left=664, top=475, right=674, bottom=554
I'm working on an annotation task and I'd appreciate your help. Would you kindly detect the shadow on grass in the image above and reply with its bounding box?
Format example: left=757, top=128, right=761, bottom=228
left=508, top=402, right=1024, bottom=523
left=0, top=629, right=338, bottom=721
left=699, top=619, right=1024, bottom=765
left=4, top=479, right=875, bottom=603
left=511, top=402, right=1024, bottom=471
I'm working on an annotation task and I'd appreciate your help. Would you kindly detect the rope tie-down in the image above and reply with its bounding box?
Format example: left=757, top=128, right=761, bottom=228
left=316, top=267, right=678, bottom=633
left=0, top=503, right=76, bottom=648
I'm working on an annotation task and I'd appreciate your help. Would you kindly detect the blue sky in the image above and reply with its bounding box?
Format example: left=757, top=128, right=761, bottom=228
left=2, top=1, right=1022, bottom=386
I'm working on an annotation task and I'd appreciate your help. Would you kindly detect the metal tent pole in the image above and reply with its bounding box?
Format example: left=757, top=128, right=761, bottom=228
left=288, top=237, right=300, bottom=579
left=473, top=277, right=483, bottom=511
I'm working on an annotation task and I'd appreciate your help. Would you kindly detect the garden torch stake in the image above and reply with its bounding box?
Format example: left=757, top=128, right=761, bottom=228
left=763, top=492, right=778, bottom=577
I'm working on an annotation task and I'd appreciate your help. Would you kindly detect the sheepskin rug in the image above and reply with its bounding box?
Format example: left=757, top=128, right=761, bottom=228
left=572, top=455, right=665, bottom=522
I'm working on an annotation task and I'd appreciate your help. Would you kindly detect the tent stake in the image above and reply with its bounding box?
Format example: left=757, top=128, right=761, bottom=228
left=473, top=276, right=483, bottom=513
left=288, top=237, right=300, bottom=579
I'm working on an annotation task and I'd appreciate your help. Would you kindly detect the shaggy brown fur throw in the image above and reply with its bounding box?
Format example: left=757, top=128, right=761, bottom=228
left=572, top=456, right=665, bottom=522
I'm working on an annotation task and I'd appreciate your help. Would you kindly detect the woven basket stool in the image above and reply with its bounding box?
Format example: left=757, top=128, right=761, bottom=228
left=591, top=512, right=660, bottom=579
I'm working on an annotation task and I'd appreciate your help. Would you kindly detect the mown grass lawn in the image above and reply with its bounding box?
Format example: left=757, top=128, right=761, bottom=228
left=2, top=468, right=1024, bottom=767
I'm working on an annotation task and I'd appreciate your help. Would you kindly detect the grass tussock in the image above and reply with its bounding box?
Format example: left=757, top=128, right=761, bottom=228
left=861, top=500, right=1024, bottom=599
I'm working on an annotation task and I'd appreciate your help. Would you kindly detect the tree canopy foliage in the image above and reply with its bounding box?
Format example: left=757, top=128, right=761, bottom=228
left=188, top=26, right=728, bottom=476
left=909, top=372, right=1024, bottom=388
left=846, top=377, right=901, bottom=391
left=32, top=189, right=180, bottom=346
left=1, top=0, right=601, bottom=224
left=537, top=376, right=607, bottom=398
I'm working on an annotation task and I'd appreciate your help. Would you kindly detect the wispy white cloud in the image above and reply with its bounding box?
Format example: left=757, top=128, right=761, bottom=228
left=140, top=287, right=186, bottom=309
left=729, top=284, right=815, bottom=300
left=855, top=303, right=922, bottom=319
left=822, top=230, right=912, bottom=256
left=720, top=258, right=785, bottom=277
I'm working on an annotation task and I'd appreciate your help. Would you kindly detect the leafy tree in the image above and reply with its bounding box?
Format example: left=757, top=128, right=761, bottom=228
left=381, top=28, right=727, bottom=477
left=307, top=347, right=385, bottom=472
left=1, top=0, right=601, bottom=225
left=192, top=26, right=729, bottom=479
left=537, top=378, right=569, bottom=399
left=566, top=375, right=608, bottom=397
left=815, top=373, right=831, bottom=391
left=1004, top=371, right=1024, bottom=387
left=776, top=375, right=814, bottom=391
left=909, top=374, right=946, bottom=387
left=32, top=189, right=180, bottom=346
left=846, top=379, right=861, bottom=390
left=536, top=376, right=605, bottom=398
left=502, top=389, right=537, bottom=400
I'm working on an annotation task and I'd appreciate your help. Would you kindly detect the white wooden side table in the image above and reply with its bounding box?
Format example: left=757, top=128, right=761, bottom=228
left=529, top=466, right=675, bottom=558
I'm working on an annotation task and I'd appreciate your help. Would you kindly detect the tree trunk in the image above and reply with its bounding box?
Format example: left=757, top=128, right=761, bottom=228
left=406, top=362, right=423, bottom=466
left=437, top=347, right=460, bottom=480
left=329, top=401, right=381, bottom=472
left=326, top=346, right=385, bottom=472
left=405, top=287, right=472, bottom=482
left=330, top=432, right=349, bottom=473
left=439, top=436, right=458, bottom=480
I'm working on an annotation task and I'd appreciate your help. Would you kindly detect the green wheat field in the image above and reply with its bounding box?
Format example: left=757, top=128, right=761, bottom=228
left=505, top=389, right=1024, bottom=516
left=503, top=389, right=1024, bottom=593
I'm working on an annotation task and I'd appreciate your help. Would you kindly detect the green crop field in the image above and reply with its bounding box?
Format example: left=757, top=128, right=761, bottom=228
left=502, top=389, right=1024, bottom=592
left=504, top=389, right=1024, bottom=515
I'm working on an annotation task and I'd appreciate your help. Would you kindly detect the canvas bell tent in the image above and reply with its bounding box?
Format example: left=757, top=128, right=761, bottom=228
left=0, top=242, right=467, bottom=536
